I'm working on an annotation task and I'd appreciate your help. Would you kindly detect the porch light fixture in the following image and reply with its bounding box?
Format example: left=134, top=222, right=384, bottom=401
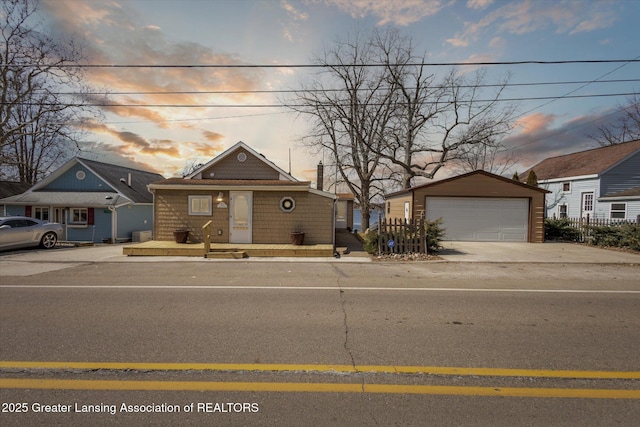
left=216, top=192, right=224, bottom=202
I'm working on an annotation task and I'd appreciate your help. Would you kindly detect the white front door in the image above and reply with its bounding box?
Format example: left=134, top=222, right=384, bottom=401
left=53, top=207, right=67, bottom=240
left=229, top=191, right=252, bottom=243
left=581, top=192, right=594, bottom=219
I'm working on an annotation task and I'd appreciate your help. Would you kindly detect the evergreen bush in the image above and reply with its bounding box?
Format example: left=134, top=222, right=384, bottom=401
left=544, top=218, right=582, bottom=242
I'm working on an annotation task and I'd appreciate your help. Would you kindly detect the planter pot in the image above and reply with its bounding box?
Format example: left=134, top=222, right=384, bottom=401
left=290, top=231, right=305, bottom=245
left=173, top=230, right=190, bottom=244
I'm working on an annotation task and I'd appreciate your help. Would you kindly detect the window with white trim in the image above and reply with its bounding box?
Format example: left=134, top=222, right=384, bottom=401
left=188, top=195, right=212, bottom=216
left=70, top=208, right=88, bottom=224
left=562, top=182, right=571, bottom=193
left=34, top=207, right=49, bottom=221
left=558, top=204, right=567, bottom=219
left=610, top=203, right=626, bottom=219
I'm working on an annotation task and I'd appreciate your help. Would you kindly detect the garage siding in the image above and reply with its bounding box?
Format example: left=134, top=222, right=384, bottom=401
left=384, top=171, right=548, bottom=243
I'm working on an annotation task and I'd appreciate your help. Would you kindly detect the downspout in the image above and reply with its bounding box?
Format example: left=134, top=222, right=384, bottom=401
left=108, top=206, right=117, bottom=243
left=332, top=198, right=337, bottom=256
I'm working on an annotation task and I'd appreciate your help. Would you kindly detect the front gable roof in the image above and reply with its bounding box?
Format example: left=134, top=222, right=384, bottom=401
left=1, top=157, right=163, bottom=206
left=523, top=139, right=640, bottom=181
left=188, top=141, right=298, bottom=182
left=385, top=170, right=549, bottom=199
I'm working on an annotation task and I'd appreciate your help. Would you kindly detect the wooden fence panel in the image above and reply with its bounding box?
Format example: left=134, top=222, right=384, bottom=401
left=377, top=218, right=426, bottom=255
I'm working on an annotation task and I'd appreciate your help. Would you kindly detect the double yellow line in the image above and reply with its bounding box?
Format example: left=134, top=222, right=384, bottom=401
left=1, top=361, right=639, bottom=399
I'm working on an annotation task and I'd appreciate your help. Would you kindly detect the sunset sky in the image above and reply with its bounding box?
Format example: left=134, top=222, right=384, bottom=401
left=39, top=0, right=640, bottom=185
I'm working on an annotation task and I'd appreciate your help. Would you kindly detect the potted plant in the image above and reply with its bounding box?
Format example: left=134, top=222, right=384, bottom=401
left=173, top=229, right=190, bottom=244
left=290, top=227, right=305, bottom=245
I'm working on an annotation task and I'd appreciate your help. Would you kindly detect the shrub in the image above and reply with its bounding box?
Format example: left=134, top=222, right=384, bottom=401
left=588, top=223, right=640, bottom=251
left=545, top=218, right=581, bottom=242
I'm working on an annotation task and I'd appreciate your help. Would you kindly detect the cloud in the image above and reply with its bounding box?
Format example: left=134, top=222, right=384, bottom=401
left=42, top=0, right=267, bottom=129
left=503, top=111, right=621, bottom=169
left=192, top=142, right=224, bottom=158
left=77, top=121, right=180, bottom=157
left=280, top=0, right=309, bottom=21
left=467, top=0, right=494, bottom=10
left=514, top=112, right=557, bottom=135
left=202, top=131, right=225, bottom=143
left=326, top=0, right=449, bottom=26
left=446, top=1, right=620, bottom=47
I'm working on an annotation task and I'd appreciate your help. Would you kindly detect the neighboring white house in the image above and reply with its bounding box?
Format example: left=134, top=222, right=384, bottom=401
left=522, top=139, right=640, bottom=222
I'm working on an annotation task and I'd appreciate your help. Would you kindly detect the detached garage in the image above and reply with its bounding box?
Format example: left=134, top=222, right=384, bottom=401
left=384, top=170, right=549, bottom=243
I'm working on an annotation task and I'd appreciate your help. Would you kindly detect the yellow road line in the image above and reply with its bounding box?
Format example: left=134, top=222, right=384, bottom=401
left=0, top=378, right=638, bottom=399
left=1, top=361, right=639, bottom=379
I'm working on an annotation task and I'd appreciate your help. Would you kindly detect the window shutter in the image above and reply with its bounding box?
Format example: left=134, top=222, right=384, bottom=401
left=25, top=206, right=32, bottom=217
left=88, top=208, right=95, bottom=225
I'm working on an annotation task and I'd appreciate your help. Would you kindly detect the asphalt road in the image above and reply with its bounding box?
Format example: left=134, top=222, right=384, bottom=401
left=1, top=260, right=639, bottom=426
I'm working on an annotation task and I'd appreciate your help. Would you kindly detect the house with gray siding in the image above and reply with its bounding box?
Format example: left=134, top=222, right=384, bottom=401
left=0, top=158, right=163, bottom=243
left=522, top=139, right=640, bottom=222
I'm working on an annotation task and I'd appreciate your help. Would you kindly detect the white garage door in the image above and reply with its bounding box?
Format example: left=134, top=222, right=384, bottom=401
left=425, top=197, right=529, bottom=242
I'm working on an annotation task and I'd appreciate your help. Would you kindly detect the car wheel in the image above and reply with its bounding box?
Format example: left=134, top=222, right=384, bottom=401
left=40, top=232, right=57, bottom=249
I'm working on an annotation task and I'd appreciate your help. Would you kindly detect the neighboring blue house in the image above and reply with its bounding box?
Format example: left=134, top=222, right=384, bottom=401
left=522, top=139, right=640, bottom=222
left=0, top=158, right=164, bottom=243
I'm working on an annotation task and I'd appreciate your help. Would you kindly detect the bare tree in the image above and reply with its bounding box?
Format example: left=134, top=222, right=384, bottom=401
left=451, top=137, right=519, bottom=176
left=1, top=0, right=95, bottom=183
left=588, top=94, right=640, bottom=146
left=289, top=29, right=395, bottom=230
left=375, top=29, right=516, bottom=188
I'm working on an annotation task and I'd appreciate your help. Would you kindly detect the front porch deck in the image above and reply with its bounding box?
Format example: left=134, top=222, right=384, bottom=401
left=122, top=240, right=335, bottom=258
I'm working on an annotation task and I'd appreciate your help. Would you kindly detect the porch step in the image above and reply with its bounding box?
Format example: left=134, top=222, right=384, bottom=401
left=206, top=250, right=248, bottom=259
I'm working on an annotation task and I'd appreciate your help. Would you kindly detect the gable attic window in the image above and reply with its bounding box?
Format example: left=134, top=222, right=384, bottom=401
left=610, top=203, right=626, bottom=219
left=189, top=195, right=212, bottom=216
left=562, top=182, right=571, bottom=193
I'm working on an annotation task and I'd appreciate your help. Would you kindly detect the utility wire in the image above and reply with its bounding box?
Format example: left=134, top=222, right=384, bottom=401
left=38, top=78, right=640, bottom=96
left=6, top=92, right=637, bottom=108
left=3, top=59, right=640, bottom=69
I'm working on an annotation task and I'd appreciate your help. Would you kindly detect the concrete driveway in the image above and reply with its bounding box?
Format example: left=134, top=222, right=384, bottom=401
left=438, top=241, right=640, bottom=263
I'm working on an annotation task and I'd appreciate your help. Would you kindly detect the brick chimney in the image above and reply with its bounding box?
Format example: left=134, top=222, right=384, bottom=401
left=316, top=161, right=324, bottom=191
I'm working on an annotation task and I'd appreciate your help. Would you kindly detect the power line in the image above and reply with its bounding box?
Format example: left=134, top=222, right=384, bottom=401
left=42, top=78, right=640, bottom=97
left=6, top=92, right=637, bottom=108
left=3, top=59, right=640, bottom=69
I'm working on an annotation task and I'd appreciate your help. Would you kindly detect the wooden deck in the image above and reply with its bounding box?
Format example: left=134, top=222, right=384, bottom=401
left=123, top=240, right=335, bottom=258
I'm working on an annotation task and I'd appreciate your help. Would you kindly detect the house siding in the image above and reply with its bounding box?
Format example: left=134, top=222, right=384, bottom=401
left=600, top=151, right=640, bottom=196
left=116, top=204, right=154, bottom=239
left=252, top=191, right=334, bottom=244
left=200, top=148, right=280, bottom=180
left=385, top=194, right=412, bottom=220
left=66, top=209, right=111, bottom=242
left=153, top=189, right=334, bottom=244
left=542, top=178, right=600, bottom=219
left=41, top=163, right=113, bottom=192
left=153, top=189, right=223, bottom=243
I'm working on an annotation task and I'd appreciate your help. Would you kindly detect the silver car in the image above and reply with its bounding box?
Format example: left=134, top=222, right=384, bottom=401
left=0, top=216, right=63, bottom=251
